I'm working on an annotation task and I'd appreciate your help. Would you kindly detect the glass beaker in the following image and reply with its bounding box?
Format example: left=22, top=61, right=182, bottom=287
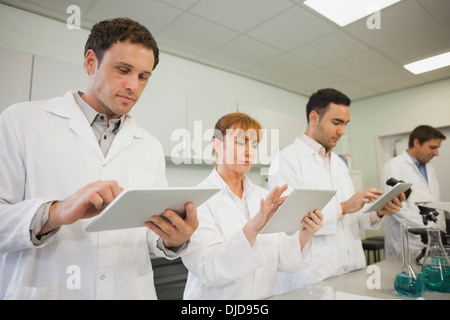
left=420, top=228, right=450, bottom=293
left=394, top=220, right=425, bottom=297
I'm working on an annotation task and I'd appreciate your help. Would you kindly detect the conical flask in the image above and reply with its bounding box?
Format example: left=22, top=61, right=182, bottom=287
left=420, top=228, right=450, bottom=293
left=394, top=220, right=424, bottom=297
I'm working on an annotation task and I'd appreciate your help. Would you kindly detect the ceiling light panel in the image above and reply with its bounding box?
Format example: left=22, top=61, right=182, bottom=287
left=404, top=51, right=450, bottom=74
left=303, top=0, right=401, bottom=27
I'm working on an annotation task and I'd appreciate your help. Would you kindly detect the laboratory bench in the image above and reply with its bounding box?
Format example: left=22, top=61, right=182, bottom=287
left=268, top=256, right=450, bottom=300
left=150, top=254, right=450, bottom=300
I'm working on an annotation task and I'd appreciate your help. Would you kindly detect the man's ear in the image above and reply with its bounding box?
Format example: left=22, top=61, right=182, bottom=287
left=84, top=49, right=98, bottom=75
left=309, top=110, right=319, bottom=126
left=413, top=138, right=422, bottom=148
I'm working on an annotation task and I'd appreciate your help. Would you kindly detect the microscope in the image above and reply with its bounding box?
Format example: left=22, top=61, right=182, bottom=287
left=386, top=178, right=450, bottom=263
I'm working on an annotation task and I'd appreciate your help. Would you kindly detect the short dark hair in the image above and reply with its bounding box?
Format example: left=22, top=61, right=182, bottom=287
left=306, top=88, right=351, bottom=122
left=84, top=17, right=159, bottom=70
left=408, top=125, right=446, bottom=148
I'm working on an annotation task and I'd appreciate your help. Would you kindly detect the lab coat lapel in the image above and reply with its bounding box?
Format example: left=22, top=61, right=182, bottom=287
left=247, top=188, right=261, bottom=220
left=47, top=91, right=104, bottom=161
left=208, top=169, right=251, bottom=224
left=105, top=115, right=142, bottom=163
left=401, top=151, right=429, bottom=185
left=294, top=137, right=327, bottom=168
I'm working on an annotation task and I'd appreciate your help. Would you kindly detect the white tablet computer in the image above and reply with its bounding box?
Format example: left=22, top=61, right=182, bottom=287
left=86, top=187, right=220, bottom=232
left=363, top=182, right=412, bottom=213
left=261, top=189, right=337, bottom=234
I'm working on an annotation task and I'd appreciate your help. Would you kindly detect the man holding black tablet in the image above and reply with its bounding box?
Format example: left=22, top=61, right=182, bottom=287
left=0, top=18, right=198, bottom=299
left=268, top=88, right=405, bottom=293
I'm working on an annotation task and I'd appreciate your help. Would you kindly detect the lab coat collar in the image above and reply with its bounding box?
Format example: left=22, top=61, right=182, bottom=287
left=46, top=91, right=142, bottom=136
left=294, top=136, right=314, bottom=155
left=400, top=150, right=429, bottom=184
left=45, top=91, right=143, bottom=161
left=208, top=168, right=255, bottom=199
left=294, top=135, right=331, bottom=169
left=401, top=150, right=422, bottom=169
left=207, top=169, right=260, bottom=222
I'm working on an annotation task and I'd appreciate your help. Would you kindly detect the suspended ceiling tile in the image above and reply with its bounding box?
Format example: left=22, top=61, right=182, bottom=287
left=325, top=50, right=395, bottom=79
left=377, top=26, right=450, bottom=64
left=86, top=0, right=183, bottom=33
left=290, top=30, right=369, bottom=65
left=247, top=5, right=335, bottom=51
left=156, top=12, right=239, bottom=57
left=189, top=0, right=291, bottom=33
left=288, top=67, right=346, bottom=92
left=343, top=0, right=440, bottom=48
left=204, top=35, right=282, bottom=70
left=246, top=53, right=316, bottom=81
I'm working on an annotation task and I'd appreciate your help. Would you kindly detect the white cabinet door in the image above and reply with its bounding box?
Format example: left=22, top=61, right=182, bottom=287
left=30, top=55, right=88, bottom=101
left=186, top=91, right=237, bottom=164
left=238, top=104, right=280, bottom=165
left=276, top=109, right=304, bottom=148
left=238, top=103, right=304, bottom=165
left=132, top=83, right=186, bottom=158
left=0, top=47, right=33, bottom=112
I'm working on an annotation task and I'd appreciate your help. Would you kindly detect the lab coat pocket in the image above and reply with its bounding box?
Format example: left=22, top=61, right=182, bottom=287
left=134, top=271, right=157, bottom=300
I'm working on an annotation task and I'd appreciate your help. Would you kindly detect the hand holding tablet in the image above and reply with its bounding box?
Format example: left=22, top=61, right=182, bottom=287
left=85, top=187, right=219, bottom=232
left=261, top=189, right=336, bottom=234
left=363, top=182, right=412, bottom=213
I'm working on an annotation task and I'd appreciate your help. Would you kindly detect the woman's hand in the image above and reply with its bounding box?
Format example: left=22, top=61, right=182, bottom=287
left=243, top=184, right=288, bottom=247
left=299, top=209, right=323, bottom=249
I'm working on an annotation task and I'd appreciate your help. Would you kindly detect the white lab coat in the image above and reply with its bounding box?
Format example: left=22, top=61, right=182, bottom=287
left=380, top=150, right=445, bottom=259
left=0, top=91, right=173, bottom=299
left=182, top=169, right=313, bottom=300
left=268, top=137, right=381, bottom=293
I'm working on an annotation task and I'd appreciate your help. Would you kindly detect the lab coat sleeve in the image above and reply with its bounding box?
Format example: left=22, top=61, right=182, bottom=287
left=0, top=107, right=54, bottom=253
left=356, top=210, right=383, bottom=230
left=144, top=143, right=182, bottom=259
left=181, top=205, right=264, bottom=287
left=277, top=231, right=314, bottom=273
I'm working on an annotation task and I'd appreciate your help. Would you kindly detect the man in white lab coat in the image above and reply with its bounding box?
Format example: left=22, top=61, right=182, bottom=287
left=268, top=88, right=405, bottom=293
left=381, top=125, right=446, bottom=259
left=0, top=18, right=198, bottom=299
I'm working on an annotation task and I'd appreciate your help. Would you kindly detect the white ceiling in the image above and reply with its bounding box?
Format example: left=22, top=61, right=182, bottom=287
left=3, top=0, right=450, bottom=101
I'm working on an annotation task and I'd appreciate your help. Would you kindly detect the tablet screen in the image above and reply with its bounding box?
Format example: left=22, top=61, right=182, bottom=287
left=86, top=187, right=220, bottom=232
left=261, top=189, right=336, bottom=234
left=363, top=183, right=412, bottom=213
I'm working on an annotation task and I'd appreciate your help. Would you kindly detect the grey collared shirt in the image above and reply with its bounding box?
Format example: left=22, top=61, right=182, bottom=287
left=74, top=91, right=125, bottom=157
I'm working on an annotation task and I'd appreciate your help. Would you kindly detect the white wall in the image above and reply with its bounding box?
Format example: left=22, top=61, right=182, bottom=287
left=0, top=4, right=307, bottom=188
left=348, top=78, right=450, bottom=197
left=2, top=4, right=448, bottom=195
